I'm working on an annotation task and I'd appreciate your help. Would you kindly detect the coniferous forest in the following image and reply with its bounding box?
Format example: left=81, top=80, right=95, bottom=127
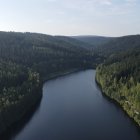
left=0, top=31, right=99, bottom=134
left=95, top=35, right=140, bottom=125
left=96, top=47, right=140, bottom=125
left=0, top=31, right=140, bottom=134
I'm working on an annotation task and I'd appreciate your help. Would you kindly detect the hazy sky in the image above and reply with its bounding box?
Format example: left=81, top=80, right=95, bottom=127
left=0, top=0, right=140, bottom=36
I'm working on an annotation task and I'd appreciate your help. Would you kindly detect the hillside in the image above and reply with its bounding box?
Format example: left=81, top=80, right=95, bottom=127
left=0, top=32, right=90, bottom=53
left=71, top=35, right=113, bottom=47
left=0, top=31, right=140, bottom=135
left=96, top=45, right=140, bottom=125
left=95, top=34, right=140, bottom=126
left=55, top=36, right=93, bottom=50
left=96, top=35, right=140, bottom=56
left=0, top=31, right=98, bottom=135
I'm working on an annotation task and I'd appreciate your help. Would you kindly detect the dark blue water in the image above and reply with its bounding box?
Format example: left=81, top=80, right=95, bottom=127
left=8, top=70, right=140, bottom=140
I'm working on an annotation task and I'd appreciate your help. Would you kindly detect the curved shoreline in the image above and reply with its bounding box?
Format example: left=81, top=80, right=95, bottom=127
left=0, top=68, right=81, bottom=138
left=1, top=68, right=139, bottom=139
left=95, top=72, right=140, bottom=128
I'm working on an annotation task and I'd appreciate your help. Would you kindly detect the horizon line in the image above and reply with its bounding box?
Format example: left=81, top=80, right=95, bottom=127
left=0, top=30, right=140, bottom=38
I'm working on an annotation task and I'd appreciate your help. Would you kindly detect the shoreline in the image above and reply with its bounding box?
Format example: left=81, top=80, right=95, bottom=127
left=0, top=68, right=82, bottom=138
left=1, top=68, right=140, bottom=139
left=95, top=74, right=140, bottom=129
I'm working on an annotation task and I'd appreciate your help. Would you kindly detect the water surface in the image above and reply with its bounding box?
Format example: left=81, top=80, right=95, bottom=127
left=7, top=70, right=140, bottom=140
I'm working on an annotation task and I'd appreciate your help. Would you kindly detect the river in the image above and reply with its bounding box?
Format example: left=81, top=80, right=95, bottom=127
left=3, top=70, right=140, bottom=140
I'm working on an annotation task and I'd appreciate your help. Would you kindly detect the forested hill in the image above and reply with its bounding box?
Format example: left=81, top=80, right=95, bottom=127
left=0, top=31, right=90, bottom=53
left=96, top=37, right=140, bottom=126
left=0, top=31, right=140, bottom=135
left=0, top=31, right=98, bottom=135
left=55, top=35, right=93, bottom=49
left=71, top=35, right=113, bottom=46
left=95, top=35, right=140, bottom=56
left=0, top=31, right=101, bottom=76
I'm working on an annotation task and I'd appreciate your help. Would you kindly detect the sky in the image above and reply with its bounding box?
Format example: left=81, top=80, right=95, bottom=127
left=0, top=0, right=140, bottom=36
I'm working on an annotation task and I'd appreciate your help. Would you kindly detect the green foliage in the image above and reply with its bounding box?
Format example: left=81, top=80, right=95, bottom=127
left=96, top=48, right=140, bottom=125
left=95, top=35, right=140, bottom=57
left=71, top=36, right=113, bottom=46
left=0, top=31, right=98, bottom=134
left=0, top=31, right=140, bottom=133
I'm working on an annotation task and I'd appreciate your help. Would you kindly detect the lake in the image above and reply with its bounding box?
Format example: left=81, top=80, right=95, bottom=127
left=4, top=70, right=140, bottom=140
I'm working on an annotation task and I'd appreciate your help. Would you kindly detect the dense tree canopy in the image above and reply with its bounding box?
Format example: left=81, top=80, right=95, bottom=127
left=0, top=31, right=140, bottom=134
left=96, top=47, right=140, bottom=125
left=0, top=31, right=99, bottom=134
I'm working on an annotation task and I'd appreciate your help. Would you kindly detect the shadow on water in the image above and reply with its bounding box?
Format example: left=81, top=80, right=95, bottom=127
left=0, top=97, right=42, bottom=140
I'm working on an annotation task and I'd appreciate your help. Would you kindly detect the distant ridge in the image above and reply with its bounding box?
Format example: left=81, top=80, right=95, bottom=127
left=71, top=35, right=114, bottom=46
